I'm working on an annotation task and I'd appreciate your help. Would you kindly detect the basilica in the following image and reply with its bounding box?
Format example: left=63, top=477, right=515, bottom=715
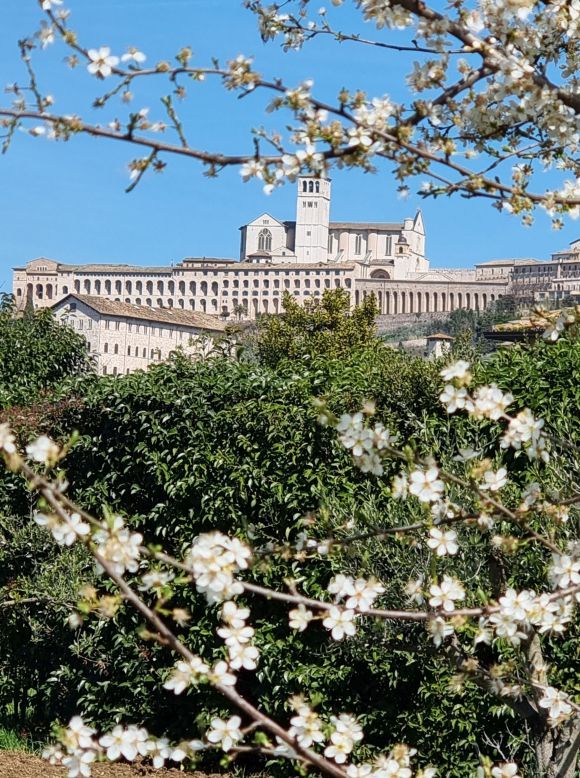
left=14, top=176, right=509, bottom=322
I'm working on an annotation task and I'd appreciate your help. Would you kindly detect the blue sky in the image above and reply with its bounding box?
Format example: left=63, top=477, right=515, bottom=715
left=0, top=0, right=577, bottom=293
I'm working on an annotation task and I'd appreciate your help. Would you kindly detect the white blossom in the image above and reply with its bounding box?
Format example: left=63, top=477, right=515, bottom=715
left=409, top=466, right=445, bottom=503
left=228, top=642, right=259, bottom=670
left=99, top=725, right=150, bottom=761
left=139, top=570, right=174, bottom=591
left=322, top=606, right=357, bottom=640
left=439, top=384, right=473, bottom=414
left=428, top=575, right=465, bottom=612
left=61, top=751, right=95, bottom=778
left=538, top=686, right=573, bottom=724
left=550, top=553, right=580, bottom=589
left=163, top=657, right=208, bottom=694
left=391, top=473, right=409, bottom=499
left=206, top=715, right=243, bottom=751
left=186, top=531, right=251, bottom=603
left=471, top=385, right=513, bottom=420
left=0, top=424, right=17, bottom=454
left=26, top=434, right=59, bottom=464
left=480, top=467, right=508, bottom=492
left=34, top=511, right=90, bottom=547
left=289, top=604, right=314, bottom=631
left=208, top=660, right=237, bottom=687
left=121, top=47, right=146, bottom=64
left=217, top=623, right=255, bottom=645
left=428, top=616, right=454, bottom=646
left=93, top=516, right=142, bottom=576
left=345, top=578, right=385, bottom=611
left=289, top=704, right=325, bottom=747
left=87, top=47, right=120, bottom=78
left=38, top=21, right=55, bottom=49
left=491, top=764, right=521, bottom=778
left=440, top=360, right=471, bottom=384
left=404, top=576, right=425, bottom=605
left=61, top=717, right=96, bottom=753
left=427, top=527, right=459, bottom=556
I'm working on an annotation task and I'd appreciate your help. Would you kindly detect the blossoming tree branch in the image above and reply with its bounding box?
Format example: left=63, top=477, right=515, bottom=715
left=1, top=308, right=579, bottom=778
left=0, top=0, right=578, bottom=218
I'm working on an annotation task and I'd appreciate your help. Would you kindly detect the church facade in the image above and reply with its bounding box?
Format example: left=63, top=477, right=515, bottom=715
left=12, top=177, right=509, bottom=319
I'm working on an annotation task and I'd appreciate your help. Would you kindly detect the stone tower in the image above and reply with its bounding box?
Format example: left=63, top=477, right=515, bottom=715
left=294, top=176, right=331, bottom=263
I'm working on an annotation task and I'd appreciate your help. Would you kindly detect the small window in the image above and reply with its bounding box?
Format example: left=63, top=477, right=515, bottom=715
left=104, top=343, right=109, bottom=354
left=114, top=344, right=119, bottom=355
left=355, top=234, right=363, bottom=255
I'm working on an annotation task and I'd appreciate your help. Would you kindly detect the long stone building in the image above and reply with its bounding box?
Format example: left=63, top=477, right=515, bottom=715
left=51, top=294, right=227, bottom=375
left=13, top=176, right=509, bottom=319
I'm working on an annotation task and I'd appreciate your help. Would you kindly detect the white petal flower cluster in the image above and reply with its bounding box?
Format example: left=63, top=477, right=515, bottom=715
left=543, top=311, right=576, bottom=342
left=336, top=413, right=397, bottom=476
left=479, top=466, right=508, bottom=492
left=93, top=516, right=142, bottom=576
left=87, top=47, right=119, bottom=78
left=121, top=47, right=146, bottom=65
left=549, top=552, right=580, bottom=589
left=206, top=715, right=243, bottom=751
left=289, top=701, right=326, bottom=747
left=428, top=575, right=465, bottom=612
left=440, top=360, right=471, bottom=384
left=538, top=686, right=573, bottom=725
left=99, top=725, right=150, bottom=761
left=324, top=713, right=363, bottom=764
left=428, top=616, right=454, bottom=647
left=45, top=716, right=191, bottom=775
left=439, top=384, right=473, bottom=414
left=43, top=716, right=98, bottom=778
left=491, top=763, right=521, bottom=778
left=328, top=573, right=385, bottom=611
left=186, top=531, right=251, bottom=603
left=218, top=600, right=260, bottom=671
left=323, top=605, right=357, bottom=640
left=501, top=409, right=549, bottom=461
left=0, top=423, right=17, bottom=455
left=471, top=385, right=513, bottom=420
left=426, top=527, right=459, bottom=556
left=163, top=656, right=209, bottom=695
left=409, top=466, right=444, bottom=503
left=288, top=603, right=314, bottom=631
left=26, top=434, right=60, bottom=465
left=34, top=511, right=90, bottom=547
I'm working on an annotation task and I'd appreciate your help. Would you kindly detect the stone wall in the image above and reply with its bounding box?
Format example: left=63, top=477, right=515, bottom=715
left=376, top=311, right=451, bottom=333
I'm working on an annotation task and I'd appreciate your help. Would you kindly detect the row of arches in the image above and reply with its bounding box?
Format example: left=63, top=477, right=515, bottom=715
left=355, top=288, right=498, bottom=315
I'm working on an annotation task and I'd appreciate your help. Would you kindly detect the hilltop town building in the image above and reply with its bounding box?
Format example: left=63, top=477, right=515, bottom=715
left=14, top=176, right=509, bottom=321
left=51, top=294, right=227, bottom=375
left=474, top=239, right=580, bottom=303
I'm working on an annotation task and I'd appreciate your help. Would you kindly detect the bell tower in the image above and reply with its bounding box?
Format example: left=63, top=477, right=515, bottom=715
left=294, top=176, right=331, bottom=263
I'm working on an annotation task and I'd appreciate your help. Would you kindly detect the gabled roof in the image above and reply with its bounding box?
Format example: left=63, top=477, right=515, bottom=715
left=241, top=212, right=286, bottom=229
left=52, top=294, right=228, bottom=331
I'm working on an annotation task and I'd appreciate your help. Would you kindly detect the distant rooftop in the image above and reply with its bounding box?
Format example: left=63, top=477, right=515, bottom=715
left=52, top=294, right=228, bottom=331
left=475, top=258, right=542, bottom=267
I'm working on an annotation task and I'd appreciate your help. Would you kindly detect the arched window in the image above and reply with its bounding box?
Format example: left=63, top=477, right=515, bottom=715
left=258, top=229, right=272, bottom=252
left=302, top=180, right=307, bottom=192
left=308, top=180, right=314, bottom=192
left=315, top=181, right=320, bottom=193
